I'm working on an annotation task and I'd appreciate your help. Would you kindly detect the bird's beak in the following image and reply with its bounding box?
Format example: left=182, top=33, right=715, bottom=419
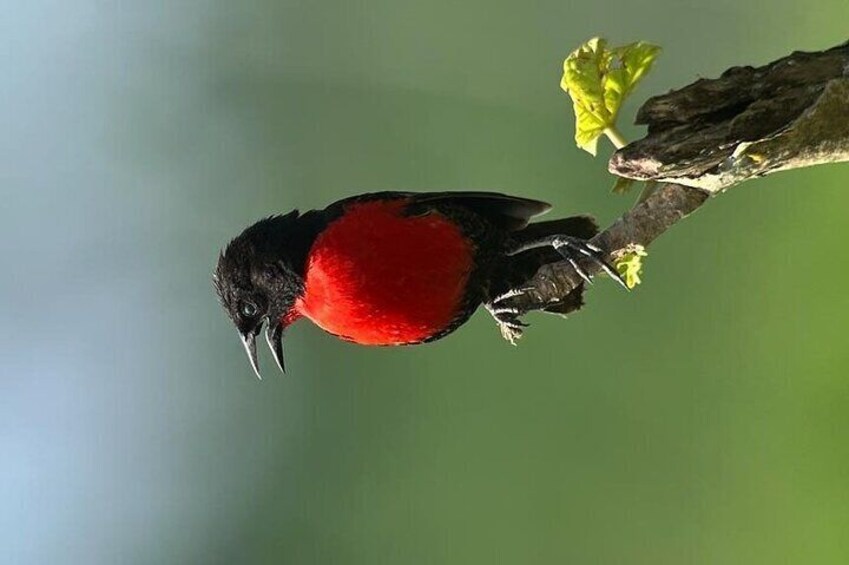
left=265, top=320, right=286, bottom=374
left=240, top=327, right=263, bottom=380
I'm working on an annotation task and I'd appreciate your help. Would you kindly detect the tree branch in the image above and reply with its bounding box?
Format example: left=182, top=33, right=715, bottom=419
left=610, top=40, right=849, bottom=191
left=502, top=40, right=849, bottom=317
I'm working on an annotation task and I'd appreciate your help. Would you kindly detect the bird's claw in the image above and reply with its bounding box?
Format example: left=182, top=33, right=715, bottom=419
left=509, top=236, right=628, bottom=290
left=489, top=286, right=535, bottom=306
left=484, top=301, right=529, bottom=345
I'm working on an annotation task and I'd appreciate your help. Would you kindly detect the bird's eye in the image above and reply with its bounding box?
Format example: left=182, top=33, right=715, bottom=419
left=240, top=301, right=258, bottom=318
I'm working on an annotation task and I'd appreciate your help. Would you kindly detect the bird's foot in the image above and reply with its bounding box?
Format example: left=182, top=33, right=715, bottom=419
left=508, top=235, right=628, bottom=290
left=484, top=299, right=530, bottom=345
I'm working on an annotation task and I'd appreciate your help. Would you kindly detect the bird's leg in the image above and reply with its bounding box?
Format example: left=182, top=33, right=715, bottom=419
left=484, top=236, right=626, bottom=344
left=484, top=236, right=627, bottom=343
left=506, top=236, right=628, bottom=290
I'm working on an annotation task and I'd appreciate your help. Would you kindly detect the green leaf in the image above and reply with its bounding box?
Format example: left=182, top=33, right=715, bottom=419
left=561, top=38, right=661, bottom=155
left=614, top=244, right=648, bottom=289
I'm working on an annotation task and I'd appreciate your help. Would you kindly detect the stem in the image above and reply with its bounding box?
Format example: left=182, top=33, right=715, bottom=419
left=604, top=126, right=656, bottom=205
left=604, top=126, right=628, bottom=149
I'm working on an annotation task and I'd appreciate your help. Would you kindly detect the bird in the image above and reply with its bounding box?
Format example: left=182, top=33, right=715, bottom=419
left=213, top=191, right=625, bottom=378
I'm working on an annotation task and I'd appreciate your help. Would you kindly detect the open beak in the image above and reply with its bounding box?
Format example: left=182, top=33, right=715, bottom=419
left=240, top=327, right=263, bottom=380
left=238, top=318, right=286, bottom=379
left=265, top=320, right=286, bottom=374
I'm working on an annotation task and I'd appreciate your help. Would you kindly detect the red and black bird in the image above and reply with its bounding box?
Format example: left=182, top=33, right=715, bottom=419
left=214, top=191, right=624, bottom=377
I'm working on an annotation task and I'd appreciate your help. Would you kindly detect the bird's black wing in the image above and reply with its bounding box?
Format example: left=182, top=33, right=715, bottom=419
left=406, top=192, right=551, bottom=231
left=325, top=190, right=551, bottom=232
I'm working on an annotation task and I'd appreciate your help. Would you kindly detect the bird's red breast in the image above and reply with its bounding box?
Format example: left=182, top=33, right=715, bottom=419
left=293, top=199, right=474, bottom=345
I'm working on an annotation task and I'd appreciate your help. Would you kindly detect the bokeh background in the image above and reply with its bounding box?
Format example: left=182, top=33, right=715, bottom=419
left=3, top=1, right=848, bottom=563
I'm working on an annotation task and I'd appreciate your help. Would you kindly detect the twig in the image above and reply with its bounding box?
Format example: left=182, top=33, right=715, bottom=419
left=504, top=183, right=708, bottom=313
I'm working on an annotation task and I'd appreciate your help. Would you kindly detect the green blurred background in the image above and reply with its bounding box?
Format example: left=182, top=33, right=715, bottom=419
left=3, top=1, right=848, bottom=563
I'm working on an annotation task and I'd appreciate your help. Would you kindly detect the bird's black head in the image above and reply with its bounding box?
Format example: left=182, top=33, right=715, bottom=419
left=214, top=210, right=322, bottom=378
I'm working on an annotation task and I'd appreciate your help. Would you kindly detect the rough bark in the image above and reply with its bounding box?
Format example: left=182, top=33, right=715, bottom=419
left=609, top=40, right=849, bottom=192
left=501, top=40, right=848, bottom=317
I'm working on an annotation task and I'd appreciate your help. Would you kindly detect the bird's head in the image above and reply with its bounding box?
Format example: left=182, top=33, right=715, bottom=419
left=214, top=211, right=319, bottom=378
